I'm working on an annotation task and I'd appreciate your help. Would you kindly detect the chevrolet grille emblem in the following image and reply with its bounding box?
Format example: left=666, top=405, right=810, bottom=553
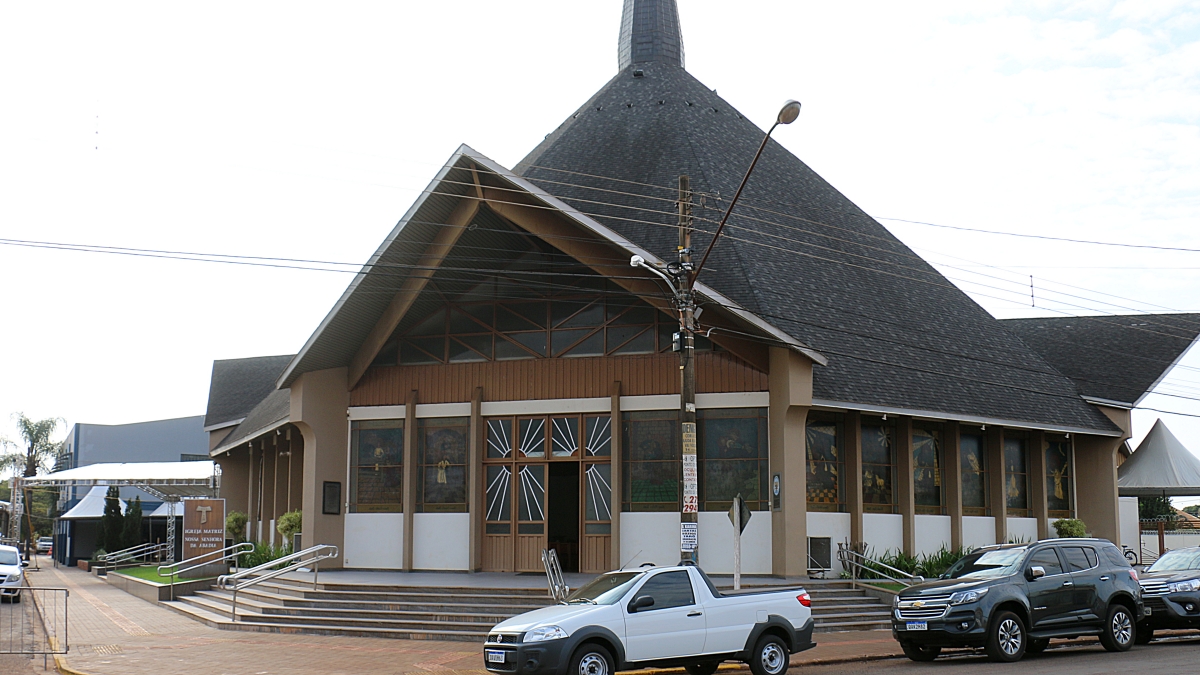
left=913, top=601, right=924, bottom=608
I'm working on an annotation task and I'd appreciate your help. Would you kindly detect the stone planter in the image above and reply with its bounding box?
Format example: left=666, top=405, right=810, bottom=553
left=106, top=570, right=217, bottom=603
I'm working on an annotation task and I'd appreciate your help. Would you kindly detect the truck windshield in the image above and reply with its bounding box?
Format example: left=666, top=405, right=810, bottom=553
left=0, top=551, right=18, bottom=566
left=565, top=571, right=644, bottom=605
left=942, top=548, right=1026, bottom=580
left=1149, top=548, right=1200, bottom=572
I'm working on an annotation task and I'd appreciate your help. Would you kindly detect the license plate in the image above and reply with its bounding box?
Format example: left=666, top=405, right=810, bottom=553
left=486, top=650, right=506, bottom=664
left=906, top=621, right=928, bottom=631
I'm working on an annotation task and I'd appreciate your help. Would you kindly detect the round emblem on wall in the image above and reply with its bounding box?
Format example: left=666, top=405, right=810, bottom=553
left=773, top=475, right=781, bottom=497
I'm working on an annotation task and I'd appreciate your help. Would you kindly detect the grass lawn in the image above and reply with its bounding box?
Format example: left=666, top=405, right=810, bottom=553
left=859, top=581, right=907, bottom=592
left=112, top=566, right=214, bottom=585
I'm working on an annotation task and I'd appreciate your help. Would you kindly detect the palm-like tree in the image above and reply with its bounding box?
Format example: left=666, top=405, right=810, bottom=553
left=0, top=413, right=64, bottom=478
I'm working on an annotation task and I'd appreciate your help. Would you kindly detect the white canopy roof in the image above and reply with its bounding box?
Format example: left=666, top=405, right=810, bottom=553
left=147, top=501, right=180, bottom=518
left=60, top=486, right=127, bottom=520
left=21, top=461, right=220, bottom=500
left=1118, top=419, right=1200, bottom=497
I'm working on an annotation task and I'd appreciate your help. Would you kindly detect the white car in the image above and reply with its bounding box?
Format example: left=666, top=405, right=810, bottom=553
left=0, top=544, right=25, bottom=603
left=484, top=564, right=814, bottom=675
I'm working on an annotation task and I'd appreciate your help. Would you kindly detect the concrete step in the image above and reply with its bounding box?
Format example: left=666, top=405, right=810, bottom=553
left=192, top=590, right=517, bottom=625
left=232, top=589, right=546, bottom=615
left=814, top=619, right=892, bottom=633
left=249, top=582, right=550, bottom=606
left=266, top=576, right=549, bottom=596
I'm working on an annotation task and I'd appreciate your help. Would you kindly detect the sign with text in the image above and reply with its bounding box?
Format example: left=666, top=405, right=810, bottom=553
left=681, top=522, right=698, bottom=552
left=182, top=498, right=226, bottom=562
left=682, top=422, right=697, bottom=513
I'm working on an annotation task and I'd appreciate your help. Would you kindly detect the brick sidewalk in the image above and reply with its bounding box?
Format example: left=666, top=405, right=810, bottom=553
left=38, top=563, right=900, bottom=675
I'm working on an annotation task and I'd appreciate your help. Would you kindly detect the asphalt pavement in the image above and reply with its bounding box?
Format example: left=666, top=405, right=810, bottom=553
left=790, top=635, right=1200, bottom=674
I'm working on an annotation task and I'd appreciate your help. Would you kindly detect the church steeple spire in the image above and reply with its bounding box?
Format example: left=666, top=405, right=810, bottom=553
left=618, top=0, right=685, bottom=70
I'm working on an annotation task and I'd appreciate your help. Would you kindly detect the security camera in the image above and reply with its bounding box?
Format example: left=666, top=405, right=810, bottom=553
left=630, top=255, right=645, bottom=267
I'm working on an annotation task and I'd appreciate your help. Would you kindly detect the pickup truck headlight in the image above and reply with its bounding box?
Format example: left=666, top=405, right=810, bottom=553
left=1168, top=579, right=1200, bottom=593
left=949, top=588, right=989, bottom=605
left=524, top=625, right=568, bottom=643
left=4, top=574, right=20, bottom=583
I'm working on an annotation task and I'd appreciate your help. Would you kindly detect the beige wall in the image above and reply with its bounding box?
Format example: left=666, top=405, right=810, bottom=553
left=292, top=367, right=350, bottom=567
left=1075, top=405, right=1131, bottom=545
left=214, top=449, right=249, bottom=516
left=768, top=347, right=813, bottom=577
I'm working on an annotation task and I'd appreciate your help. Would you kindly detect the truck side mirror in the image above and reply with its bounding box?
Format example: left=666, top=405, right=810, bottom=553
left=628, top=595, right=655, bottom=613
left=1027, top=566, right=1045, bottom=581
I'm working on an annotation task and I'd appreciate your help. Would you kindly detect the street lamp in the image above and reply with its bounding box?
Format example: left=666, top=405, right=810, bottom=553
left=632, top=100, right=800, bottom=566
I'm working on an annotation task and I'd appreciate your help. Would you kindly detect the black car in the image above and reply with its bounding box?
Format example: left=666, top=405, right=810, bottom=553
left=1137, top=546, right=1200, bottom=643
left=891, top=539, right=1142, bottom=663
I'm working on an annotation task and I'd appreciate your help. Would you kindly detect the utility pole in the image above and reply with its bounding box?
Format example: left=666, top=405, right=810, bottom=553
left=677, top=175, right=698, bottom=563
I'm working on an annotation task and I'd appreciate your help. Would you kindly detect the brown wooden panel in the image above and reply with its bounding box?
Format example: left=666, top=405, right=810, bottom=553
left=581, top=535, right=611, bottom=574
left=352, top=352, right=767, bottom=406
left=483, top=535, right=513, bottom=573
left=515, top=535, right=544, bottom=572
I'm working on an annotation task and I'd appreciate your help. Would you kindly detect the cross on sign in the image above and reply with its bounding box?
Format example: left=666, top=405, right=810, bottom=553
left=195, top=505, right=213, bottom=524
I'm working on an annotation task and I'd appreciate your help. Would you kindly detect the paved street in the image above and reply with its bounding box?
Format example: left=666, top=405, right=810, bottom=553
left=793, top=637, right=1200, bottom=674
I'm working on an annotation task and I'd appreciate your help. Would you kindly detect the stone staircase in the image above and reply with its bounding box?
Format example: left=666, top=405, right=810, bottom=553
left=162, top=576, right=893, bottom=641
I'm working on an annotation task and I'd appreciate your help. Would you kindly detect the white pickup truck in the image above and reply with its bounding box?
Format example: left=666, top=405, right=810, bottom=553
left=483, top=564, right=814, bottom=675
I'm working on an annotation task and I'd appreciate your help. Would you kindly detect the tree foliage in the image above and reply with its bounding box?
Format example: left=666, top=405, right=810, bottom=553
left=277, top=509, right=302, bottom=547
left=0, top=413, right=64, bottom=477
left=226, top=510, right=248, bottom=543
left=1052, top=518, right=1087, bottom=538
left=1139, top=496, right=1176, bottom=522
left=123, top=496, right=143, bottom=549
left=101, top=486, right=125, bottom=552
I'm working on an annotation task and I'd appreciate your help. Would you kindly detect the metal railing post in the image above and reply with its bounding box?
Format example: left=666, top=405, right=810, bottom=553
left=313, top=559, right=320, bottom=590
left=231, top=588, right=238, bottom=622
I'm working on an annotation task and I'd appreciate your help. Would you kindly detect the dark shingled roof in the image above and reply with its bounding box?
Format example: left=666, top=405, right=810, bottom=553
left=619, top=0, right=684, bottom=70
left=212, top=388, right=291, bottom=454
left=204, top=355, right=295, bottom=429
left=512, top=0, right=1118, bottom=434
left=1001, top=314, right=1200, bottom=406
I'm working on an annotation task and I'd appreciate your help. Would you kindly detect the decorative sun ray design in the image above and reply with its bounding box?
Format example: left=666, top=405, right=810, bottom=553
left=487, top=419, right=512, bottom=458
left=552, top=417, right=577, bottom=457
left=519, top=418, right=546, bottom=457
left=585, top=464, right=612, bottom=521
left=518, top=465, right=545, bottom=521
left=585, top=416, right=612, bottom=456
left=485, top=466, right=511, bottom=521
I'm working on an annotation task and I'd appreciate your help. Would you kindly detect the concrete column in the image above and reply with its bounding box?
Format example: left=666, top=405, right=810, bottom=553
left=845, top=411, right=863, bottom=546
left=896, top=417, right=915, bottom=556
left=213, top=449, right=250, bottom=516
left=610, top=381, right=623, bottom=570
left=403, top=390, right=418, bottom=571
left=987, top=427, right=1007, bottom=544
left=291, top=367, right=350, bottom=567
left=1075, top=435, right=1124, bottom=545
left=768, top=347, right=813, bottom=577
left=469, top=386, right=484, bottom=572
left=247, top=443, right=256, bottom=540
left=945, top=422, right=963, bottom=550
left=289, top=430, right=304, bottom=516
left=263, top=436, right=277, bottom=545
left=1029, top=430, right=1049, bottom=540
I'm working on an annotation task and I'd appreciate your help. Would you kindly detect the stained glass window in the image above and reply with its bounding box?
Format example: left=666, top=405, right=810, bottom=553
left=960, top=433, right=988, bottom=515
left=806, top=416, right=843, bottom=512
left=1046, top=437, right=1073, bottom=518
left=417, top=417, right=468, bottom=513
left=1004, top=436, right=1030, bottom=516
left=913, top=426, right=943, bottom=514
left=698, top=408, right=769, bottom=511
left=349, top=420, right=404, bottom=513
left=622, top=411, right=680, bottom=512
left=862, top=420, right=895, bottom=513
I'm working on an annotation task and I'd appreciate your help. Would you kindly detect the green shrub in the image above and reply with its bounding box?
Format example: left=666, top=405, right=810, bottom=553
left=1053, top=518, right=1087, bottom=538
left=277, top=510, right=302, bottom=543
left=226, top=511, right=248, bottom=543
left=237, top=542, right=291, bottom=568
left=91, top=547, right=107, bottom=562
left=916, top=545, right=972, bottom=578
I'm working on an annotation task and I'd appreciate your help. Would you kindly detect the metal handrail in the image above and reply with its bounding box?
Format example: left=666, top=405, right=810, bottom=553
left=216, top=544, right=339, bottom=621
left=158, top=542, right=254, bottom=579
left=97, top=542, right=171, bottom=571
left=836, top=543, right=922, bottom=587
left=541, top=548, right=569, bottom=602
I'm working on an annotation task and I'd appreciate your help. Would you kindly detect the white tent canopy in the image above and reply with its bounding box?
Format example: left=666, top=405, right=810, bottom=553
left=1118, top=419, right=1200, bottom=497
left=60, top=485, right=127, bottom=520
left=19, top=461, right=220, bottom=500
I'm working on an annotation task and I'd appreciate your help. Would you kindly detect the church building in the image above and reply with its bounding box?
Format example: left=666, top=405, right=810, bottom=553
left=206, top=0, right=1200, bottom=576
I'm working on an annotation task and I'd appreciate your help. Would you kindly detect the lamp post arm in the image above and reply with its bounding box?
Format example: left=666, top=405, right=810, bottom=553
left=636, top=260, right=679, bottom=296
left=693, top=121, right=780, bottom=279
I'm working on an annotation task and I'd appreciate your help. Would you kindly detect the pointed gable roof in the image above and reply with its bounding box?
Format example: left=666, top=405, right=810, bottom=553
left=1118, top=419, right=1200, bottom=496
left=515, top=3, right=1119, bottom=435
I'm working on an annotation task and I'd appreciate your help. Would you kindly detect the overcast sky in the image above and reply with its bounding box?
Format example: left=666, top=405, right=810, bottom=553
left=3, top=1, right=1200, bottom=495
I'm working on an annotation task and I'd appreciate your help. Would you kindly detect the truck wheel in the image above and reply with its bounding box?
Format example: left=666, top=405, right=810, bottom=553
left=748, top=634, right=789, bottom=675
left=900, top=642, right=941, bottom=661
left=685, top=662, right=720, bottom=675
left=569, top=643, right=614, bottom=675
left=1099, top=604, right=1134, bottom=652
left=984, top=610, right=1026, bottom=663
left=1026, top=638, right=1049, bottom=655
left=1135, top=624, right=1154, bottom=645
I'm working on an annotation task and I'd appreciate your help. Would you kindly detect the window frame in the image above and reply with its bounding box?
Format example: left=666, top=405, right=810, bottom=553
left=861, top=417, right=897, bottom=514
left=622, top=410, right=681, bottom=512
left=416, top=416, right=470, bottom=513
left=1004, top=434, right=1031, bottom=517
left=348, top=419, right=405, bottom=514
left=912, top=424, right=944, bottom=515
left=697, top=407, right=769, bottom=512
left=805, top=413, right=845, bottom=513
left=960, top=432, right=989, bottom=516
left=1045, top=435, right=1075, bottom=519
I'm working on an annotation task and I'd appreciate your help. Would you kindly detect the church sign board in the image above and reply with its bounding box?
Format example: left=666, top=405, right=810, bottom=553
left=182, top=498, right=226, bottom=562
